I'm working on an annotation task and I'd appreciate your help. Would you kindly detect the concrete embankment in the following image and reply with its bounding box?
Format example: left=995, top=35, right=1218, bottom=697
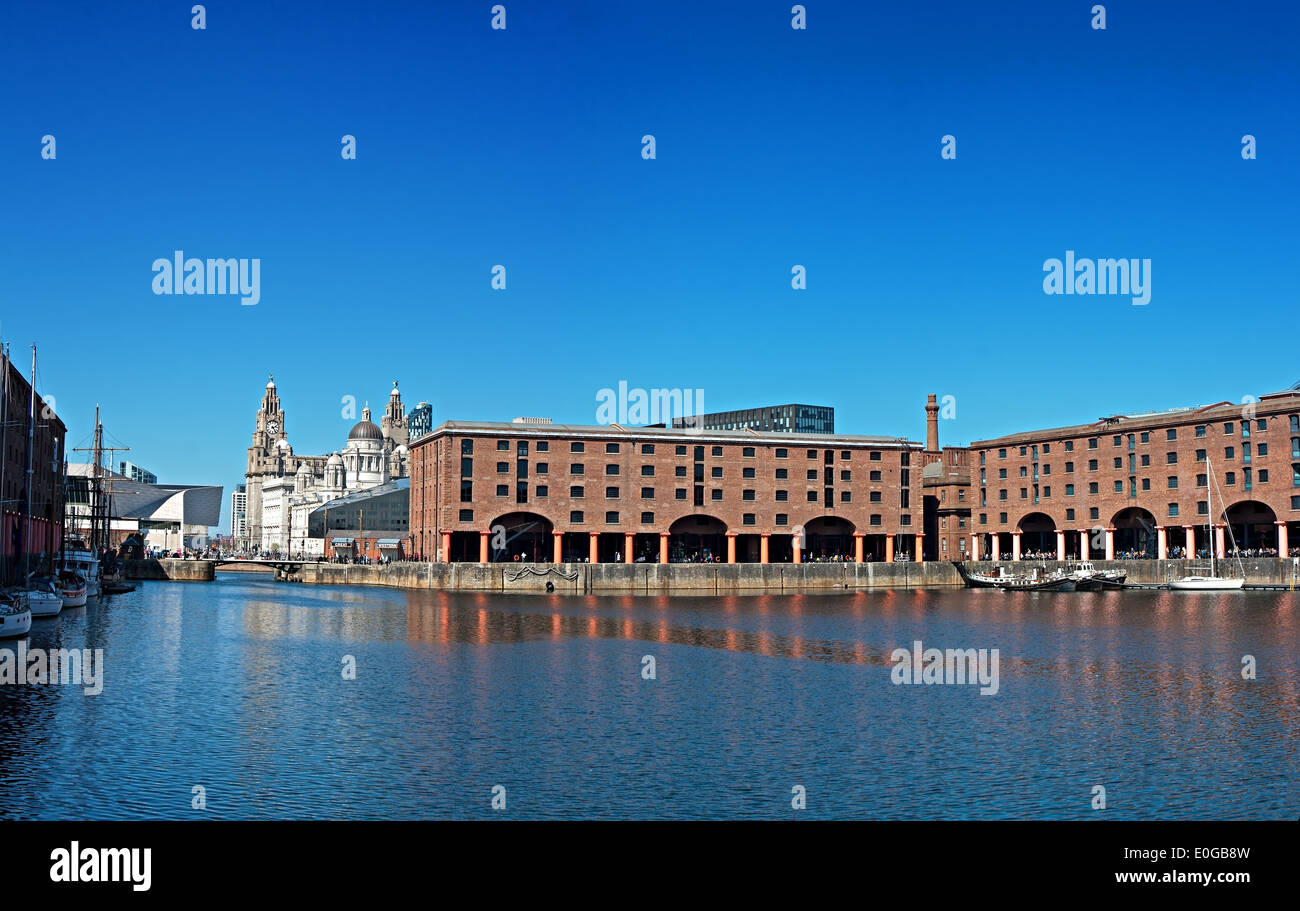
left=124, top=558, right=215, bottom=581
left=122, top=556, right=1300, bottom=593
left=293, top=557, right=1299, bottom=595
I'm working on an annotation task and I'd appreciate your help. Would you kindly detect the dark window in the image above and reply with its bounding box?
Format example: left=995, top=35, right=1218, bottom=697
left=497, top=440, right=509, bottom=451
left=743, top=514, right=756, bottom=526
left=459, top=509, right=474, bottom=522
left=571, top=463, right=585, bottom=475
left=743, top=489, right=756, bottom=501
left=641, top=465, right=655, bottom=476
left=606, top=486, right=619, bottom=498
left=641, top=487, right=654, bottom=499
left=570, top=510, right=583, bottom=523
left=743, top=446, right=755, bottom=457
left=776, top=448, right=788, bottom=459
left=675, top=489, right=686, bottom=500
left=605, top=511, right=619, bottom=524
left=570, top=485, right=584, bottom=498
left=712, top=446, right=723, bottom=457
left=676, top=445, right=687, bottom=456
left=641, top=512, right=654, bottom=524
left=606, top=464, right=620, bottom=475
left=461, top=481, right=473, bottom=502
left=461, top=439, right=474, bottom=454
left=571, top=442, right=584, bottom=453
left=495, top=484, right=507, bottom=496
left=711, top=466, right=722, bottom=478
left=775, top=514, right=788, bottom=526
left=606, top=443, right=620, bottom=453
left=641, top=443, right=655, bottom=454
left=676, top=466, right=687, bottom=477
left=536, top=462, right=549, bottom=475
left=461, top=457, right=473, bottom=477
left=496, top=461, right=509, bottom=473
left=536, top=485, right=548, bottom=498
left=536, top=441, right=548, bottom=452
left=711, top=489, right=722, bottom=501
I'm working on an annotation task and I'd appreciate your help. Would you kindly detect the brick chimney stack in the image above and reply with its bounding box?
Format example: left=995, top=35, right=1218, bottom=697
left=926, top=394, right=939, bottom=452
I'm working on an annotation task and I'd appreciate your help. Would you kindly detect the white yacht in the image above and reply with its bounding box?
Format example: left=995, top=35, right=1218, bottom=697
left=0, top=594, right=32, bottom=639
left=1170, top=458, right=1245, bottom=591
left=58, top=541, right=101, bottom=597
left=19, top=577, right=64, bottom=617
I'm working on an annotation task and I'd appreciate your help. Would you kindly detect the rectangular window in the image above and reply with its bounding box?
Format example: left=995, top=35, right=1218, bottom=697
left=840, top=491, right=851, bottom=502
left=517, top=441, right=529, bottom=456
left=459, top=509, right=474, bottom=522
left=807, top=490, right=818, bottom=502
left=606, top=511, right=619, bottom=524
left=497, top=440, right=509, bottom=451
left=775, top=490, right=788, bottom=501
left=743, top=514, right=756, bottom=526
left=496, top=461, right=509, bottom=473
left=641, top=487, right=654, bottom=499
left=516, top=483, right=528, bottom=504
left=742, top=446, right=755, bottom=457
left=776, top=448, right=788, bottom=459
left=641, top=465, right=655, bottom=476
left=606, top=443, right=620, bottom=453
left=606, top=464, right=620, bottom=475
left=1167, top=452, right=1177, bottom=464
left=1169, top=503, right=1179, bottom=516
left=775, top=514, right=788, bottom=526
left=641, top=512, right=654, bottom=524
left=712, top=446, right=723, bottom=457
left=461, top=439, right=474, bottom=454
left=711, top=466, right=723, bottom=478
left=536, top=462, right=549, bottom=475
left=570, top=510, right=584, bottom=523
left=743, top=489, right=756, bottom=501
left=536, top=441, right=548, bottom=452
left=1167, top=476, right=1178, bottom=489
left=675, top=489, right=686, bottom=500
left=1167, top=429, right=1177, bottom=441
left=1065, top=441, right=1074, bottom=452
left=775, top=468, right=788, bottom=479
left=461, top=457, right=473, bottom=477
left=461, top=481, right=474, bottom=502
left=571, top=463, right=585, bottom=475
left=676, top=445, right=687, bottom=456
left=1225, top=446, right=1235, bottom=459
left=606, top=486, right=619, bottom=499
left=571, top=442, right=585, bottom=453
left=536, top=485, right=548, bottom=498
left=641, top=443, right=655, bottom=454
left=570, top=485, right=584, bottom=498
left=495, top=484, right=507, bottom=496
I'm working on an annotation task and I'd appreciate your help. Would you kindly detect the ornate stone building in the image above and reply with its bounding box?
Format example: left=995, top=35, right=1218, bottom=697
left=243, top=376, right=410, bottom=553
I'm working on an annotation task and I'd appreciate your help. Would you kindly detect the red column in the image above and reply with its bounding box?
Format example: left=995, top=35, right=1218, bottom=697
left=1104, top=528, right=1115, bottom=561
left=1277, top=521, right=1289, bottom=556
left=589, top=532, right=599, bottom=563
left=1156, top=526, right=1167, bottom=560
left=853, top=533, right=864, bottom=563
left=1011, top=532, right=1021, bottom=561
left=1056, top=530, right=1066, bottom=561
left=726, top=532, right=736, bottom=563
left=552, top=532, right=563, bottom=564
left=624, top=533, right=634, bottom=564
left=1184, top=525, right=1195, bottom=558
left=1079, top=529, right=1088, bottom=560
left=915, top=533, right=925, bottom=563
left=792, top=534, right=802, bottom=564
left=971, top=534, right=981, bottom=561
left=1214, top=524, right=1226, bottom=560
left=991, top=534, right=999, bottom=561
left=659, top=532, right=669, bottom=564
left=760, top=533, right=770, bottom=564
left=441, top=530, right=451, bottom=562
left=885, top=534, right=895, bottom=562
left=478, top=531, right=489, bottom=563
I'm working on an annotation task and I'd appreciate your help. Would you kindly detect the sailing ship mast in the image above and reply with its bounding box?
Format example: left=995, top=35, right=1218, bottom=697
left=0, top=343, right=8, bottom=587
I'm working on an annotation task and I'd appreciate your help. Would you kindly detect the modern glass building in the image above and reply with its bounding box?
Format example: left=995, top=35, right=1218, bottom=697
left=672, top=404, right=834, bottom=434
left=118, top=460, right=157, bottom=485
left=408, top=402, right=433, bottom=442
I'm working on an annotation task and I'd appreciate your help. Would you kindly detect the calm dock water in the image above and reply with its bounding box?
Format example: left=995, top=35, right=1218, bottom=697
left=0, top=574, right=1295, bottom=819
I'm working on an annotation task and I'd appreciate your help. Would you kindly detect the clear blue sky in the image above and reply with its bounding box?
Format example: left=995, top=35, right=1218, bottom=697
left=2, top=1, right=1296, bottom=533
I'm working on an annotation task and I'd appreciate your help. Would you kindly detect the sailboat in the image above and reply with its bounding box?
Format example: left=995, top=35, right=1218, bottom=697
left=1170, top=456, right=1245, bottom=591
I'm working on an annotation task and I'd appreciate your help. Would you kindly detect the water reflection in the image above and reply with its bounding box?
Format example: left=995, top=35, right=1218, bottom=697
left=0, top=577, right=1294, bottom=820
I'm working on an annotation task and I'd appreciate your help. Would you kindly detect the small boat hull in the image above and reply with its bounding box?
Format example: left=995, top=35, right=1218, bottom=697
left=0, top=606, right=32, bottom=638
left=61, top=586, right=88, bottom=608
left=1169, top=576, right=1245, bottom=591
left=997, top=577, right=1076, bottom=592
left=24, top=590, right=64, bottom=617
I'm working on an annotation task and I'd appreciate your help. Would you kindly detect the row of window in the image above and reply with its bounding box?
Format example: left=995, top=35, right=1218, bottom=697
left=981, top=416, right=1298, bottom=464
left=452, top=509, right=913, bottom=526
left=979, top=494, right=1300, bottom=528
left=990, top=468, right=1272, bottom=501
left=462, top=438, right=903, bottom=461
left=463, top=458, right=892, bottom=483
left=982, top=443, right=1280, bottom=482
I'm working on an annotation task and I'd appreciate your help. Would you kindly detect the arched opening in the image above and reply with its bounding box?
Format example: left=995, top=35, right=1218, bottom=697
left=1111, top=507, right=1158, bottom=558
left=668, top=515, right=727, bottom=562
left=804, top=516, right=856, bottom=561
left=1224, top=500, right=1278, bottom=554
left=487, top=512, right=554, bottom=562
left=1016, top=512, right=1056, bottom=558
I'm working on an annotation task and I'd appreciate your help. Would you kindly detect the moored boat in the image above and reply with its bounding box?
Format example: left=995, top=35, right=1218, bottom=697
left=951, top=561, right=1003, bottom=588
left=1068, top=561, right=1128, bottom=591
left=19, top=577, right=64, bottom=617
left=0, top=593, right=32, bottom=639
left=1169, top=574, right=1245, bottom=592
left=58, top=540, right=101, bottom=597
left=58, top=570, right=88, bottom=607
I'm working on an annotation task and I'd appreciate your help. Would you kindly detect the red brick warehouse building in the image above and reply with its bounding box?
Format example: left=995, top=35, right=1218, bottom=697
left=408, top=421, right=928, bottom=564
left=968, top=389, right=1300, bottom=562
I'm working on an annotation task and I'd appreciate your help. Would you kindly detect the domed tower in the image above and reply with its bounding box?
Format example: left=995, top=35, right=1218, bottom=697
left=325, top=451, right=345, bottom=491
left=344, top=404, right=385, bottom=489
left=294, top=460, right=313, bottom=493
